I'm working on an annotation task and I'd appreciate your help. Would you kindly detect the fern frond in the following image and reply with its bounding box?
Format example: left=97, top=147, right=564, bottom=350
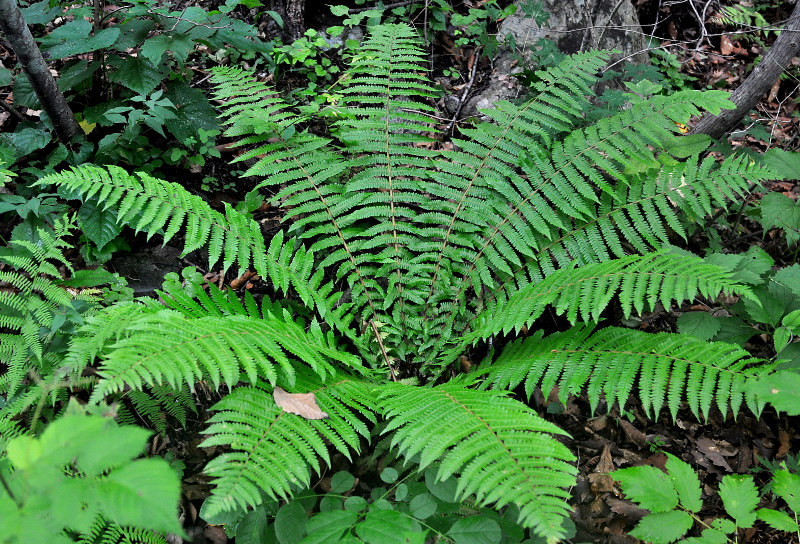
left=36, top=164, right=267, bottom=276
left=200, top=373, right=377, bottom=516
left=465, top=251, right=751, bottom=343
left=379, top=381, right=576, bottom=541
left=90, top=309, right=361, bottom=403
left=120, top=385, right=196, bottom=436
left=482, top=325, right=771, bottom=421
left=0, top=217, right=79, bottom=395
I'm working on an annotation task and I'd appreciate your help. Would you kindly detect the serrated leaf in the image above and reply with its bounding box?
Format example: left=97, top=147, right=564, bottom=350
left=677, top=312, right=721, bottom=342
left=78, top=200, right=122, bottom=249
left=772, top=469, right=800, bottom=512
left=163, top=83, right=219, bottom=143
left=757, top=508, right=798, bottom=532
left=275, top=501, right=308, bottom=544
left=719, top=475, right=758, bottom=528
left=761, top=192, right=800, bottom=245
left=141, top=33, right=195, bottom=65
left=630, top=510, right=693, bottom=544
left=665, top=454, right=702, bottom=513
left=108, top=56, right=166, bottom=95
left=0, top=66, right=12, bottom=87
left=236, top=508, right=269, bottom=544
left=612, top=466, right=679, bottom=512
left=41, top=19, right=120, bottom=59
left=775, top=327, right=793, bottom=354
left=747, top=371, right=800, bottom=415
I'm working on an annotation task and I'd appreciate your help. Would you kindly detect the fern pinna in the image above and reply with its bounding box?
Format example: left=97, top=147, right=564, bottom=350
left=28, top=22, right=780, bottom=543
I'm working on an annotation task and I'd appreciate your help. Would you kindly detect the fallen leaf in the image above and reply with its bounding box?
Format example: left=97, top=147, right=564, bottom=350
left=720, top=34, right=735, bottom=55
left=273, top=387, right=329, bottom=420
left=696, top=437, right=732, bottom=471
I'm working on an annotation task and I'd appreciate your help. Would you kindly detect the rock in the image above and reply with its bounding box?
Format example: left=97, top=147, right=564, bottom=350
left=457, top=0, right=649, bottom=119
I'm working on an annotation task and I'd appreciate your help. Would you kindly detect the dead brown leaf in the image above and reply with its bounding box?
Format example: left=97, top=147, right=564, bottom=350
left=273, top=387, right=329, bottom=420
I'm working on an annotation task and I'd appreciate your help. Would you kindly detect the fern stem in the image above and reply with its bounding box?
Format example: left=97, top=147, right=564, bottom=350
left=370, top=320, right=397, bottom=381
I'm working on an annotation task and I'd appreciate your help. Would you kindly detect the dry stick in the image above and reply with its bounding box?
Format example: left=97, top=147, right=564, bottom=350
left=691, top=1, right=800, bottom=140
left=0, top=98, right=26, bottom=122
left=349, top=0, right=414, bottom=13
left=445, top=46, right=481, bottom=136
left=370, top=320, right=397, bottom=381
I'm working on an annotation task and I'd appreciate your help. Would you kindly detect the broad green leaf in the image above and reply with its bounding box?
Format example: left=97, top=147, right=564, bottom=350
left=761, top=192, right=800, bottom=245
left=611, top=466, right=678, bottom=512
left=424, top=466, right=458, bottom=503
left=446, top=516, right=502, bottom=544
left=775, top=326, right=793, bottom=354
left=78, top=199, right=123, bottom=249
left=163, top=83, right=220, bottom=143
left=380, top=467, right=399, bottom=483
left=101, top=459, right=183, bottom=534
left=344, top=496, right=367, bottom=511
left=747, top=371, right=800, bottom=415
left=712, top=316, right=756, bottom=346
left=408, top=493, right=437, bottom=519
left=0, top=67, right=12, bottom=87
left=300, top=510, right=358, bottom=544
left=772, top=469, right=800, bottom=512
left=141, top=33, right=195, bottom=65
left=677, top=312, right=721, bottom=342
left=108, top=56, right=166, bottom=96
left=757, top=508, right=798, bottom=532
left=719, top=475, right=758, bottom=528
left=355, top=509, right=420, bottom=543
left=630, top=510, right=693, bottom=544
left=40, top=19, right=120, bottom=59
left=7, top=127, right=50, bottom=158
left=6, top=436, right=42, bottom=469
left=783, top=309, right=800, bottom=330
left=236, top=508, right=270, bottom=544
left=665, top=454, right=702, bottom=513
left=275, top=501, right=308, bottom=544
left=764, top=148, right=800, bottom=180
left=331, top=471, right=355, bottom=493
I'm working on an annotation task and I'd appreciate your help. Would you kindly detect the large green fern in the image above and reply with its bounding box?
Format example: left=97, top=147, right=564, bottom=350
left=19, top=22, right=783, bottom=543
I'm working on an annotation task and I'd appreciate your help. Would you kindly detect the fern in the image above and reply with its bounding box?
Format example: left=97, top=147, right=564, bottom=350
left=78, top=516, right=168, bottom=544
left=464, top=251, right=754, bottom=342
left=480, top=325, right=771, bottom=421
left=117, top=385, right=197, bottom=437
left=0, top=216, right=88, bottom=396
left=378, top=381, right=576, bottom=539
left=36, top=164, right=268, bottom=277
left=88, top=308, right=362, bottom=403
left=200, top=371, right=377, bottom=516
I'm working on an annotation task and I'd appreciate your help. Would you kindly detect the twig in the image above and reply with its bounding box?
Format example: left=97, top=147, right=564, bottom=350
left=349, top=0, right=414, bottom=14
left=0, top=98, right=26, bottom=122
left=370, top=319, right=397, bottom=381
left=445, top=46, right=481, bottom=136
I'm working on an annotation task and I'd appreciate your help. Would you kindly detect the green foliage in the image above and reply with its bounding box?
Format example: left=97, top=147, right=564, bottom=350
left=478, top=324, right=770, bottom=421
left=37, top=164, right=268, bottom=276
left=613, top=454, right=800, bottom=543
left=0, top=401, right=182, bottom=543
left=0, top=21, right=786, bottom=544
left=380, top=382, right=575, bottom=537
left=0, top=216, right=93, bottom=396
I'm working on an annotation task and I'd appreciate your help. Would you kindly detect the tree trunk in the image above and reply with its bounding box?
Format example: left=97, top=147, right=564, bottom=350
left=691, top=1, right=800, bottom=140
left=0, top=0, right=81, bottom=142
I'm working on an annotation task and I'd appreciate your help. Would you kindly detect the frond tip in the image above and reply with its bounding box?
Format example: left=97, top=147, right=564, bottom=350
left=379, top=382, right=577, bottom=541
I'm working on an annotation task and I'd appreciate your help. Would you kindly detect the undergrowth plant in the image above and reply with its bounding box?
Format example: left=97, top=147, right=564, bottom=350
left=0, top=22, right=790, bottom=543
